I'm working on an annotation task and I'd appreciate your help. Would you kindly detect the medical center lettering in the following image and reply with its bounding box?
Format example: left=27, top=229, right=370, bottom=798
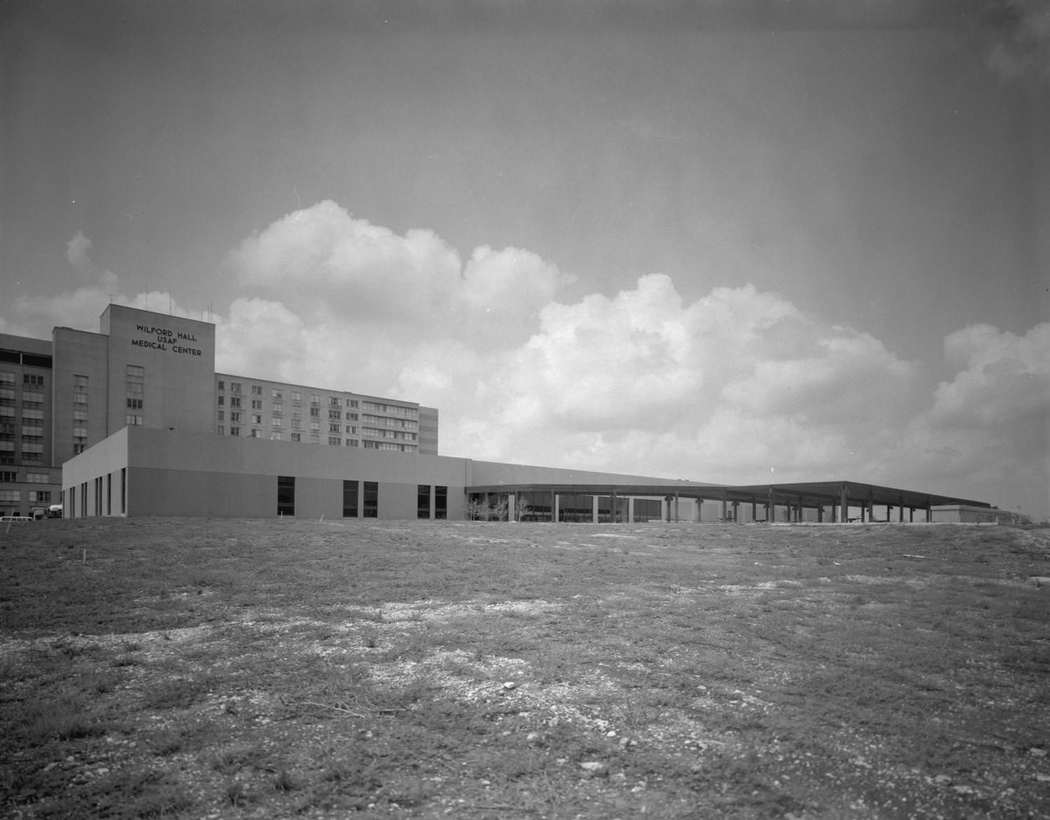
left=131, top=324, right=203, bottom=357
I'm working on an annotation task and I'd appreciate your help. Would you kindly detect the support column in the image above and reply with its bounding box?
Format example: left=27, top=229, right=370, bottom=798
left=508, top=493, right=516, bottom=523
left=721, top=490, right=728, bottom=522
left=674, top=493, right=680, bottom=523
left=628, top=497, right=635, bottom=524
left=751, top=497, right=757, bottom=523
left=909, top=506, right=914, bottom=523
left=732, top=501, right=739, bottom=523
left=696, top=497, right=702, bottom=522
left=592, top=495, right=599, bottom=524
left=768, top=485, right=775, bottom=523
left=840, top=483, right=848, bottom=524
left=551, top=490, right=557, bottom=523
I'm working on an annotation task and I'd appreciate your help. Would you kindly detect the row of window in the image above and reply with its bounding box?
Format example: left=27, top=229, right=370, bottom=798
left=417, top=485, right=448, bottom=519
left=0, top=471, right=51, bottom=483
left=277, top=477, right=379, bottom=518
left=65, top=469, right=126, bottom=518
left=0, top=373, right=45, bottom=387
left=0, top=489, right=51, bottom=503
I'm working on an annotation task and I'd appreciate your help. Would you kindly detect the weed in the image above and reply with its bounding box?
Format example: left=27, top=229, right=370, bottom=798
left=273, top=768, right=300, bottom=792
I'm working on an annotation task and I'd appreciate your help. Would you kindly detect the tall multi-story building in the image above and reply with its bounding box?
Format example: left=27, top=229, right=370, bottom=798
left=0, top=304, right=437, bottom=517
left=0, top=334, right=60, bottom=516
left=212, top=374, right=438, bottom=455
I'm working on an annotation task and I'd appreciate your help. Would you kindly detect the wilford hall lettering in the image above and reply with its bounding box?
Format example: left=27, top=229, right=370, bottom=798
left=132, top=324, right=203, bottom=357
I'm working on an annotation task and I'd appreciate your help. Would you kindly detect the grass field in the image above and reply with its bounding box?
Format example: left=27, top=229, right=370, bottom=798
left=2, top=518, right=1049, bottom=819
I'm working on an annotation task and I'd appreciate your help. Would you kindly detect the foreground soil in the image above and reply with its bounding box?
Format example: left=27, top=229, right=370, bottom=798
left=2, top=518, right=1049, bottom=819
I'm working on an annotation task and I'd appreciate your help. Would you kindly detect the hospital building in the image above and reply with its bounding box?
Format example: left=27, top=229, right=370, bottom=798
left=1, top=304, right=1005, bottom=525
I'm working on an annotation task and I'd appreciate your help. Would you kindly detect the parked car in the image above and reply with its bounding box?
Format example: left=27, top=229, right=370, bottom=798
left=47, top=504, right=63, bottom=519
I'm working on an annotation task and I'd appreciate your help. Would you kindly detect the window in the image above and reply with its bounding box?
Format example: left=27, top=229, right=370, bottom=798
left=277, top=475, right=295, bottom=516
left=272, top=389, right=282, bottom=400
left=230, top=427, right=240, bottom=436
left=252, top=414, right=262, bottom=425
left=107, top=474, right=111, bottom=515
left=329, top=423, right=341, bottom=434
left=270, top=432, right=281, bottom=440
left=126, top=365, right=144, bottom=417
left=217, top=424, right=225, bottom=435
left=328, top=436, right=341, bottom=446
left=309, top=406, right=320, bottom=418
left=435, top=486, right=447, bottom=520
left=121, top=467, right=126, bottom=514
left=342, top=480, right=358, bottom=517
left=251, top=385, right=262, bottom=396
left=251, top=399, right=262, bottom=410
left=26, top=473, right=49, bottom=483
left=230, top=397, right=241, bottom=408
left=291, top=391, right=301, bottom=403
left=230, top=382, right=241, bottom=395
left=345, top=439, right=358, bottom=447
left=72, top=444, right=85, bottom=456
left=217, top=380, right=225, bottom=391
left=250, top=429, right=260, bottom=438
left=0, top=471, right=15, bottom=483
left=24, top=374, right=44, bottom=387
left=417, top=485, right=431, bottom=519
left=30, top=490, right=52, bottom=504
left=0, top=372, right=14, bottom=385
left=230, top=412, right=241, bottom=423
left=217, top=410, right=225, bottom=421
left=291, top=432, right=301, bottom=442
left=363, top=481, right=378, bottom=518
left=0, top=490, right=19, bottom=502
left=74, top=408, right=88, bottom=421
left=329, top=397, right=341, bottom=408
left=346, top=425, right=357, bottom=434
left=271, top=418, right=282, bottom=427
left=328, top=409, right=341, bottom=420
left=217, top=395, right=225, bottom=406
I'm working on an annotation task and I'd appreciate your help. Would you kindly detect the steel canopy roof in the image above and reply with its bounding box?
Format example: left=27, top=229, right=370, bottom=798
left=466, top=479, right=991, bottom=510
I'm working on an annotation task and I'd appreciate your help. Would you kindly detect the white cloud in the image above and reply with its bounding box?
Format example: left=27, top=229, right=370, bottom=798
left=227, top=201, right=571, bottom=345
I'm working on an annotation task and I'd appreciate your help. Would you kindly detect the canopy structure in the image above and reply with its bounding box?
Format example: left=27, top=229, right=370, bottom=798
left=466, top=479, right=993, bottom=523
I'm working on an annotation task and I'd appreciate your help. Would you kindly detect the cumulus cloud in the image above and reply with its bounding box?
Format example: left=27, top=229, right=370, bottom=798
left=227, top=200, right=571, bottom=344
left=933, top=322, right=1050, bottom=426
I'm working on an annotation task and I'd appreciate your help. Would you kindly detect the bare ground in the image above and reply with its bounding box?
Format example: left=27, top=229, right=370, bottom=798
left=1, top=518, right=1049, bottom=818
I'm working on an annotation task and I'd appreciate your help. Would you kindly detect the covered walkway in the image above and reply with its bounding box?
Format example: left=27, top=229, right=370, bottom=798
left=465, top=480, right=993, bottom=524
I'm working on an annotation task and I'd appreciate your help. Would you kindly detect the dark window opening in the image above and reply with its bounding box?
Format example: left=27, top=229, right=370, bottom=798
left=277, top=475, right=295, bottom=516
left=417, top=484, right=431, bottom=519
left=342, top=480, right=358, bottom=518
left=363, top=481, right=378, bottom=518
left=121, top=468, right=126, bottom=515
left=435, top=485, right=447, bottom=520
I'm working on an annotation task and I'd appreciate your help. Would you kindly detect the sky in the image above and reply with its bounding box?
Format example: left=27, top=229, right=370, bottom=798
left=2, top=0, right=1048, bottom=520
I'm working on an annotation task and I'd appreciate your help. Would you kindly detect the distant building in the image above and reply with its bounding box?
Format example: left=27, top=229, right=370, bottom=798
left=0, top=304, right=437, bottom=517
